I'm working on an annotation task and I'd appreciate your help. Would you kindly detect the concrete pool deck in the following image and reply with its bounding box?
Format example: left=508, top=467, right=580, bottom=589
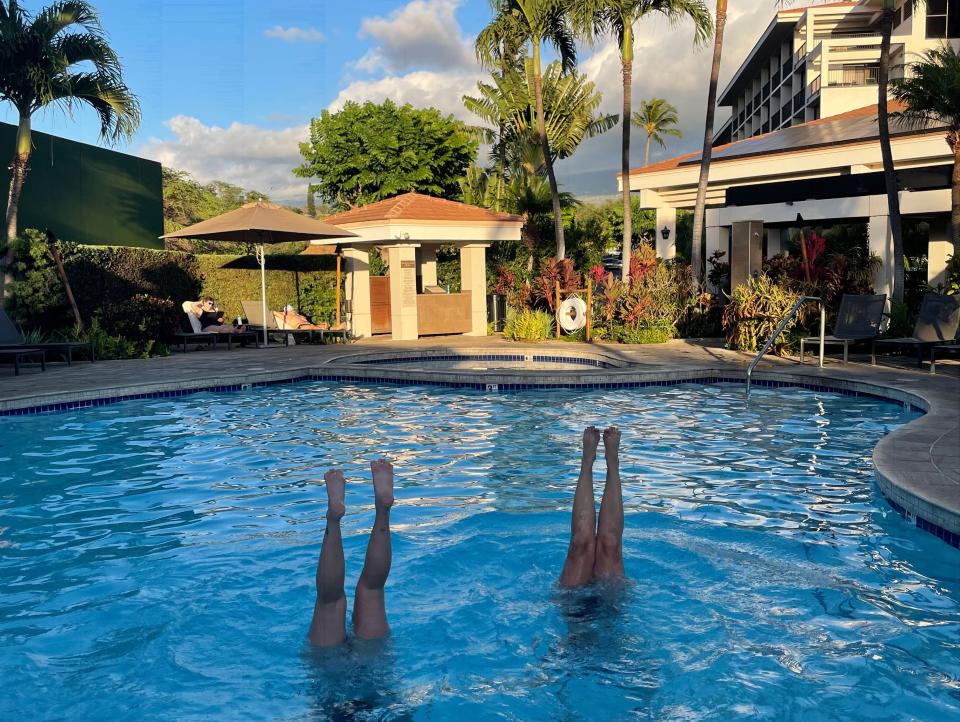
left=1, top=336, right=957, bottom=546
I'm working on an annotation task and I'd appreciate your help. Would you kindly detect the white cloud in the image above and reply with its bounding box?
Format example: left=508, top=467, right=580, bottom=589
left=329, top=69, right=483, bottom=121
left=264, top=25, right=326, bottom=43
left=354, top=0, right=474, bottom=73
left=139, top=116, right=309, bottom=205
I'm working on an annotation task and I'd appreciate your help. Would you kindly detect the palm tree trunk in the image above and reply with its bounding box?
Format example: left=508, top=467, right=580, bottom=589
left=621, top=54, right=633, bottom=281
left=690, top=0, right=727, bottom=291
left=878, top=5, right=905, bottom=301
left=532, top=44, right=565, bottom=260
left=952, top=131, right=960, bottom=256
left=644, top=135, right=651, bottom=167
left=3, top=113, right=32, bottom=297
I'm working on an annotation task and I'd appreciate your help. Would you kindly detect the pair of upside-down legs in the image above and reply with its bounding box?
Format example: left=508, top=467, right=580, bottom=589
left=308, top=428, right=624, bottom=645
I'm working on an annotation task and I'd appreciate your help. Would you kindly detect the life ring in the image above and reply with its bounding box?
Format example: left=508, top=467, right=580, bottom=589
left=558, top=296, right=587, bottom=333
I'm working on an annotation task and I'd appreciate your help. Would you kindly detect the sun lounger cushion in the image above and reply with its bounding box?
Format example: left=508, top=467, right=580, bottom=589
left=181, top=302, right=204, bottom=333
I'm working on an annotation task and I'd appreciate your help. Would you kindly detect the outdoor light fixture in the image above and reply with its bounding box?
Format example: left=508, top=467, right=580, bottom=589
left=660, top=225, right=671, bottom=240
left=795, top=213, right=804, bottom=225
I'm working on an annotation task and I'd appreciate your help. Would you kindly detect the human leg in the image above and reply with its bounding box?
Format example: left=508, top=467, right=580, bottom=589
left=593, top=427, right=625, bottom=580
left=352, top=459, right=395, bottom=640
left=559, top=427, right=600, bottom=589
left=307, top=470, right=348, bottom=646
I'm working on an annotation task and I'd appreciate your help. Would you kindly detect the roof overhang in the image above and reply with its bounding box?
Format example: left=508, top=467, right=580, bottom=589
left=308, top=218, right=524, bottom=246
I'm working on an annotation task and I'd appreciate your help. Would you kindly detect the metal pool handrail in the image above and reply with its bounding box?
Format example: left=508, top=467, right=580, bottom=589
left=746, top=296, right=825, bottom=396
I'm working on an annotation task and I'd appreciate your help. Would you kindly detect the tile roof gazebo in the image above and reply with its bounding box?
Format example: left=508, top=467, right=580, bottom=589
left=314, top=193, right=524, bottom=340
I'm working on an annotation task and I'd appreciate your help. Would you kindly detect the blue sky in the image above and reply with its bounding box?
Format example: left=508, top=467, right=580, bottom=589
left=2, top=0, right=776, bottom=203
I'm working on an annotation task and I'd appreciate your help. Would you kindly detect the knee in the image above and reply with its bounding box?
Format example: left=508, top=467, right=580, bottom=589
left=569, top=531, right=596, bottom=559
left=596, top=531, right=621, bottom=559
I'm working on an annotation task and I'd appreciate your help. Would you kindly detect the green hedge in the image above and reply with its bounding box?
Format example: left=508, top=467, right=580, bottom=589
left=198, top=254, right=340, bottom=324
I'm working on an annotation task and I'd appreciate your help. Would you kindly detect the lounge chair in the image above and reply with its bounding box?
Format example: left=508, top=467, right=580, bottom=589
left=871, top=293, right=960, bottom=368
left=0, top=347, right=45, bottom=375
left=929, top=343, right=960, bottom=375
left=799, top=293, right=886, bottom=364
left=177, top=303, right=256, bottom=352
left=240, top=301, right=347, bottom=344
left=0, top=308, right=94, bottom=364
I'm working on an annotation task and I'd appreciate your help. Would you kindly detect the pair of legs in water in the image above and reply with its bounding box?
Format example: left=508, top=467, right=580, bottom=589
left=308, top=427, right=623, bottom=645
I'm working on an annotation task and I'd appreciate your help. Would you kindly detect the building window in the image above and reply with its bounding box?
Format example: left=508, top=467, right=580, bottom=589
left=904, top=0, right=912, bottom=19
left=927, top=0, right=960, bottom=38
left=893, top=5, right=903, bottom=28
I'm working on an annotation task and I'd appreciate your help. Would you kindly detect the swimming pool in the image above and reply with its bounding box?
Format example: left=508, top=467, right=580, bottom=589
left=2, top=382, right=958, bottom=720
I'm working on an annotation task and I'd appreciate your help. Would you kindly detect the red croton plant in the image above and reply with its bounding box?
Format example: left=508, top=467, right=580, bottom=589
left=532, top=258, right=581, bottom=310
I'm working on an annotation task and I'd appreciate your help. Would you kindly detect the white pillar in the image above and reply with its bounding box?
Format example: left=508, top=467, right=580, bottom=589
left=767, top=227, right=782, bottom=257
left=386, top=245, right=419, bottom=341
left=343, top=247, right=371, bottom=339
left=418, top=246, right=438, bottom=289
left=655, top=207, right=677, bottom=260
left=705, top=225, right=730, bottom=293
left=868, top=214, right=895, bottom=299
left=927, top=218, right=952, bottom=287
left=460, top=244, right=489, bottom=336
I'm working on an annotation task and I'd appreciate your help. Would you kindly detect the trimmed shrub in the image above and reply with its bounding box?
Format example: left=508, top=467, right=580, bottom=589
left=197, top=254, right=340, bottom=324
left=504, top=308, right=554, bottom=341
left=613, top=323, right=675, bottom=344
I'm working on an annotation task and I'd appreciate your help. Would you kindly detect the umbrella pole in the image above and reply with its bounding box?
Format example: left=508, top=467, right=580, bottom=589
left=257, top=243, right=268, bottom=347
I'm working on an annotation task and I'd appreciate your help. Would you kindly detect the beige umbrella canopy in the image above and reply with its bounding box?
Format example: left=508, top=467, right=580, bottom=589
left=161, top=201, right=356, bottom=346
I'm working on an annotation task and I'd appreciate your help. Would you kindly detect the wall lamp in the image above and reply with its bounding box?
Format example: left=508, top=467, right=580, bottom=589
left=660, top=225, right=671, bottom=240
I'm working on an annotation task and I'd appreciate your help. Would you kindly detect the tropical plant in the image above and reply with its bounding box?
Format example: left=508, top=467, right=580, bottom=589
left=0, top=0, right=141, bottom=293
left=294, top=100, right=477, bottom=210
left=722, top=273, right=800, bottom=354
left=503, top=307, right=554, bottom=340
left=892, top=43, right=960, bottom=257
left=633, top=98, right=683, bottom=166
left=689, top=0, right=727, bottom=291
left=575, top=0, right=711, bottom=281
left=477, top=0, right=577, bottom=260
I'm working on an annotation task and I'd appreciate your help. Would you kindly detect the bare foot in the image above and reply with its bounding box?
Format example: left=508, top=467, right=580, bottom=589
left=583, top=426, right=600, bottom=460
left=324, top=469, right=346, bottom=521
left=370, top=459, right=395, bottom=511
left=603, top=427, right=621, bottom=459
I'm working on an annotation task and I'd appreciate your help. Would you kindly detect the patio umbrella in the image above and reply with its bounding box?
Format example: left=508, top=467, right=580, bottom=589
left=161, top=201, right=356, bottom=346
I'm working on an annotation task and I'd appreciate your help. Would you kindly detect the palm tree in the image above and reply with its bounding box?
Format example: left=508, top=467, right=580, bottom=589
left=477, top=0, right=577, bottom=260
left=575, top=0, right=711, bottom=281
left=689, top=0, right=726, bottom=290
left=0, top=0, right=140, bottom=293
left=892, top=44, right=960, bottom=257
left=464, top=59, right=617, bottom=181
left=633, top=98, right=683, bottom=166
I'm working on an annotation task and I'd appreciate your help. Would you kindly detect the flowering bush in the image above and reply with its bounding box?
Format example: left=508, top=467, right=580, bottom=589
left=722, top=273, right=800, bottom=353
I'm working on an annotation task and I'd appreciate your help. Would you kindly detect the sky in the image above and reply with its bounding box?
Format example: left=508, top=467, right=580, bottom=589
left=2, top=0, right=792, bottom=204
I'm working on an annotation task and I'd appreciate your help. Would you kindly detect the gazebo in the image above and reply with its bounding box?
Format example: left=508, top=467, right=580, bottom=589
left=314, top=193, right=524, bottom=341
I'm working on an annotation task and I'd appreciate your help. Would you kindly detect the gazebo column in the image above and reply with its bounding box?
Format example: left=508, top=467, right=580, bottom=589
left=460, top=244, right=489, bottom=336
left=655, top=207, right=677, bottom=260
left=927, top=217, right=952, bottom=287
left=387, top=244, right=420, bottom=341
left=417, top=246, right=438, bottom=290
left=343, top=247, right=372, bottom=338
left=868, top=214, right=894, bottom=298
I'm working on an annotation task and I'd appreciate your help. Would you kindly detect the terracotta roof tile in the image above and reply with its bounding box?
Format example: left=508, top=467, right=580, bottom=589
left=321, top=192, right=524, bottom=225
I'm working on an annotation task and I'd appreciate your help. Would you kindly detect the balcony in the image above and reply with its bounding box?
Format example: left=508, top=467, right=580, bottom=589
left=793, top=88, right=805, bottom=109
left=781, top=58, right=792, bottom=77
left=762, top=80, right=770, bottom=97
left=808, top=75, right=821, bottom=97
left=793, top=42, right=807, bottom=65
left=827, top=65, right=879, bottom=86
left=772, top=68, right=781, bottom=87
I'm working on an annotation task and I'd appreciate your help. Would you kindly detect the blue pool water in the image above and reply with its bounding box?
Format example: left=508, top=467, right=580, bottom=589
left=1, top=382, right=958, bottom=721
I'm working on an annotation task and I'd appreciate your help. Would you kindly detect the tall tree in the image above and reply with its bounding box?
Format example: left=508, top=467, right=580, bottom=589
left=876, top=0, right=917, bottom=301
left=0, top=0, right=140, bottom=294
left=633, top=98, right=683, bottom=167
left=892, top=44, right=960, bottom=257
left=294, top=100, right=477, bottom=210
left=689, top=0, right=726, bottom=290
left=477, top=0, right=577, bottom=260
left=576, top=0, right=711, bottom=280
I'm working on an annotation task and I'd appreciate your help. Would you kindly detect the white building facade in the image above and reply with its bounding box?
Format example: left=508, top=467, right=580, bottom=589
left=620, top=0, right=959, bottom=298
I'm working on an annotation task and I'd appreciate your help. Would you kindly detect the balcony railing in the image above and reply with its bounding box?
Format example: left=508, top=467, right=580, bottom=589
left=793, top=42, right=807, bottom=65
left=827, top=65, right=879, bottom=86
left=772, top=68, right=781, bottom=87
left=781, top=58, right=792, bottom=77
left=808, top=75, right=822, bottom=96
left=793, top=89, right=805, bottom=109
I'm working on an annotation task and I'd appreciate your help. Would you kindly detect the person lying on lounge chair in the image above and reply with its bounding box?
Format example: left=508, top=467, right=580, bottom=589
left=273, top=305, right=347, bottom=332
left=308, top=459, right=395, bottom=647
left=187, top=297, right=247, bottom=333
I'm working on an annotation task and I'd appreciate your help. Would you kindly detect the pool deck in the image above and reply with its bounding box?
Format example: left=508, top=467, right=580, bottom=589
left=1, top=336, right=958, bottom=547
